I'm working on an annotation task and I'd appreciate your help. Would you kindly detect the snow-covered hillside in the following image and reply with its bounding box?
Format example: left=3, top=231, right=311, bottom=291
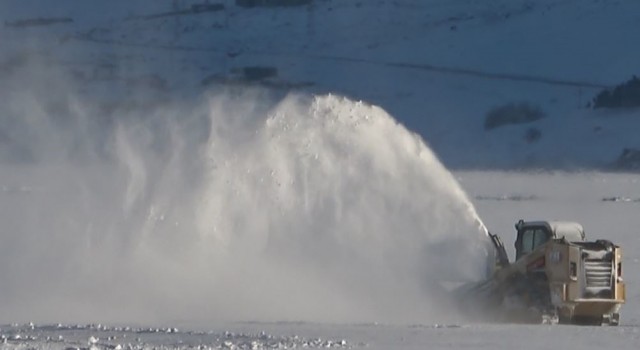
left=1, top=0, right=639, bottom=169
left=1, top=2, right=640, bottom=349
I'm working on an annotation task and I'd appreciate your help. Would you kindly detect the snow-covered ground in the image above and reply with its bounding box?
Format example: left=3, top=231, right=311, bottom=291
left=1, top=316, right=640, bottom=350
left=1, top=1, right=640, bottom=349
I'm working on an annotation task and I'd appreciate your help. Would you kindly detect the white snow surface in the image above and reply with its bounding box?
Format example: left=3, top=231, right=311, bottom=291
left=1, top=0, right=640, bottom=349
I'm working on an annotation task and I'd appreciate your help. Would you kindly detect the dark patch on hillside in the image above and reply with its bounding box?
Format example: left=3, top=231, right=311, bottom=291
left=236, top=0, right=312, bottom=8
left=592, top=76, right=640, bottom=109
left=129, top=3, right=225, bottom=20
left=201, top=65, right=313, bottom=90
left=484, top=102, right=545, bottom=130
left=612, top=148, right=640, bottom=170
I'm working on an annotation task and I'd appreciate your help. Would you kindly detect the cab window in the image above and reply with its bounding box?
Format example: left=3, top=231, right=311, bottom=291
left=520, top=228, right=549, bottom=256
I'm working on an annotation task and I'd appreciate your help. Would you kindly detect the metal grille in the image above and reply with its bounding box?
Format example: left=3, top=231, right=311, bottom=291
left=584, top=259, right=613, bottom=288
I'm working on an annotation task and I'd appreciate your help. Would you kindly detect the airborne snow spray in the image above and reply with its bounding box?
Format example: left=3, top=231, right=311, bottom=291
left=0, top=78, right=490, bottom=324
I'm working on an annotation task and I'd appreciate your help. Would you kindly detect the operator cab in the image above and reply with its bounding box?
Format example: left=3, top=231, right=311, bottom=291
left=514, top=220, right=586, bottom=261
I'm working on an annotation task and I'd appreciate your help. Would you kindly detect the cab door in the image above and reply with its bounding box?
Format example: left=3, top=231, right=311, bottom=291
left=515, top=226, right=551, bottom=261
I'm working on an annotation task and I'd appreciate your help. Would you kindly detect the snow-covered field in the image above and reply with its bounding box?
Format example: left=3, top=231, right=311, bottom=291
left=4, top=321, right=640, bottom=350
left=4, top=320, right=640, bottom=350
left=1, top=1, right=640, bottom=349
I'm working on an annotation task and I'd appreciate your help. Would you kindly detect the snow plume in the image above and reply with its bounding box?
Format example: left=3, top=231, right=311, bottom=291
left=0, top=68, right=490, bottom=325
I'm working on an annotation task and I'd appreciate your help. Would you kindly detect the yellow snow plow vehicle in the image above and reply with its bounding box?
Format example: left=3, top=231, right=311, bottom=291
left=457, top=220, right=625, bottom=325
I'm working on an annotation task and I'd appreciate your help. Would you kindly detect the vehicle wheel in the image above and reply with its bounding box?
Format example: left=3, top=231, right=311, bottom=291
left=557, top=309, right=573, bottom=325
left=558, top=314, right=572, bottom=325
left=604, top=313, right=620, bottom=326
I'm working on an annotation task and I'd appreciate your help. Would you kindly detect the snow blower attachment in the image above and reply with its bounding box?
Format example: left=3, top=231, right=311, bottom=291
left=457, top=220, right=625, bottom=325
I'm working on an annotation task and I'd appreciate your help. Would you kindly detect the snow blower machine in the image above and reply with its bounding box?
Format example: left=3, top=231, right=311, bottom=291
left=457, top=220, right=625, bottom=325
